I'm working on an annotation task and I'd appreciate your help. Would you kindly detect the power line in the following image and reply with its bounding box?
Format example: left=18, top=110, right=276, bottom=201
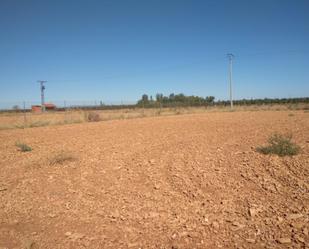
left=238, top=49, right=308, bottom=57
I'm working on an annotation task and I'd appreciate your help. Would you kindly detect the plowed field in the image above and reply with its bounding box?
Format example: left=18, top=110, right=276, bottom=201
left=0, top=111, right=308, bottom=248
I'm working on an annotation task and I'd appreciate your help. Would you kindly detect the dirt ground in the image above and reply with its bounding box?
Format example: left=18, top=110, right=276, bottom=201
left=0, top=111, right=308, bottom=249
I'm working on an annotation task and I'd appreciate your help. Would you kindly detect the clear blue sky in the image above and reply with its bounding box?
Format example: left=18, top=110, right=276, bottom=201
left=0, top=0, right=308, bottom=104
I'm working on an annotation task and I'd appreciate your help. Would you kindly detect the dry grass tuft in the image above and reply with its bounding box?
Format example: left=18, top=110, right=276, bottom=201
left=85, top=112, right=101, bottom=122
left=49, top=151, right=76, bottom=165
left=15, top=142, right=32, bottom=152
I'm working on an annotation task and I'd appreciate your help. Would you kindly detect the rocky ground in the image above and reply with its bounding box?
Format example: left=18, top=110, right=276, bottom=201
left=0, top=111, right=308, bottom=249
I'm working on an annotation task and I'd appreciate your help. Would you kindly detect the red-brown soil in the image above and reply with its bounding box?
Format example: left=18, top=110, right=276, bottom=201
left=0, top=111, right=308, bottom=249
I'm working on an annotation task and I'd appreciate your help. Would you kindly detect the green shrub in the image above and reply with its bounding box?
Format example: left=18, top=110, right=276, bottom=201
left=257, top=133, right=300, bottom=157
left=16, top=142, right=32, bottom=152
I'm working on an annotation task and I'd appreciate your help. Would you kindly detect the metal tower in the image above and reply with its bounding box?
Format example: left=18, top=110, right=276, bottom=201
left=37, top=80, right=47, bottom=112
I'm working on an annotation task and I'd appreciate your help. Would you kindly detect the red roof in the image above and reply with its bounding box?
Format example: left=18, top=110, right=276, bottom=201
left=44, top=103, right=56, bottom=108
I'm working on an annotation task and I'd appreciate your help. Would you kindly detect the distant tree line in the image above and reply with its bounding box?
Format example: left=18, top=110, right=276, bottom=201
left=137, top=93, right=215, bottom=107
left=137, top=94, right=309, bottom=108
left=216, top=97, right=309, bottom=106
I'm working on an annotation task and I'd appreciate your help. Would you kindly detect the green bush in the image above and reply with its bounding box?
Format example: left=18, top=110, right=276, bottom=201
left=256, top=133, right=300, bottom=157
left=16, top=142, right=32, bottom=152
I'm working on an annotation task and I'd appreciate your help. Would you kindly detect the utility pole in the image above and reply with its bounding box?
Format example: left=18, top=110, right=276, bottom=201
left=23, top=101, right=27, bottom=127
left=37, top=80, right=47, bottom=112
left=227, top=53, right=234, bottom=109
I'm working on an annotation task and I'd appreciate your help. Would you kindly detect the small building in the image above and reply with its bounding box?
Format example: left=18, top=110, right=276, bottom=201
left=31, top=105, right=42, bottom=113
left=31, top=103, right=56, bottom=113
left=44, top=103, right=56, bottom=110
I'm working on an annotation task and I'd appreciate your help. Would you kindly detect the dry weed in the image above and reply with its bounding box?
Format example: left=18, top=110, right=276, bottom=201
left=49, top=151, right=76, bottom=165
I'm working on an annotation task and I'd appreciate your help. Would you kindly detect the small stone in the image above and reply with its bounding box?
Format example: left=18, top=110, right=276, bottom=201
left=277, top=237, right=291, bottom=244
left=96, top=210, right=105, bottom=217
left=286, top=213, right=303, bottom=220
left=295, top=235, right=305, bottom=243
left=249, top=208, right=258, bottom=217
left=24, top=240, right=34, bottom=249
left=212, top=221, right=219, bottom=230
left=177, top=231, right=188, bottom=238
left=127, top=242, right=139, bottom=248
left=154, top=184, right=160, bottom=190
left=232, top=221, right=245, bottom=230
left=303, top=227, right=308, bottom=236
left=291, top=222, right=305, bottom=229
left=111, top=210, right=120, bottom=219
left=70, top=233, right=85, bottom=241
left=65, top=232, right=72, bottom=237
left=0, top=186, right=7, bottom=191
left=246, top=238, right=255, bottom=243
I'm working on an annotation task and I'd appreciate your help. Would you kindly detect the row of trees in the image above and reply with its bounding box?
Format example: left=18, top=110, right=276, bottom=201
left=137, top=94, right=309, bottom=108
left=137, top=93, right=215, bottom=107
left=216, top=97, right=309, bottom=106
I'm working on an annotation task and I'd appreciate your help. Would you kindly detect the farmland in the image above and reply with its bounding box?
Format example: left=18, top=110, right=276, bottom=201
left=0, top=103, right=308, bottom=130
left=0, top=110, right=308, bottom=248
